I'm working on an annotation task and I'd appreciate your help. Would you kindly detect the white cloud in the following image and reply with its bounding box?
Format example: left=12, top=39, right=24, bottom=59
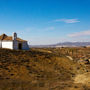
left=68, top=30, right=90, bottom=37
left=53, top=19, right=80, bottom=23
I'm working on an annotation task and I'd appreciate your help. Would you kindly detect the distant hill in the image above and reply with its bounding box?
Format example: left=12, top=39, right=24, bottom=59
left=30, top=42, right=90, bottom=48
left=55, top=42, right=90, bottom=47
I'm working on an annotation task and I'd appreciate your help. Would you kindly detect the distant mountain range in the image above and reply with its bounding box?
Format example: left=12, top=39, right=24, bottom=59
left=30, top=42, right=90, bottom=48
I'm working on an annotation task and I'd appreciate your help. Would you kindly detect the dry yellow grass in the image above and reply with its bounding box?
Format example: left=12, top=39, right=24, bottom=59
left=0, top=48, right=89, bottom=90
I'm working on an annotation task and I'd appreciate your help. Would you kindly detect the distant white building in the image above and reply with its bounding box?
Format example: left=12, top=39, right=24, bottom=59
left=0, top=33, right=29, bottom=50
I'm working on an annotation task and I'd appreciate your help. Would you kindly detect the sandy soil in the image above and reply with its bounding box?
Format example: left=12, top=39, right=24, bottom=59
left=74, top=72, right=90, bottom=87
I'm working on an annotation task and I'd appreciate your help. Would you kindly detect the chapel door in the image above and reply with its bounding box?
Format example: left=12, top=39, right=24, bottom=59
left=18, top=43, right=22, bottom=50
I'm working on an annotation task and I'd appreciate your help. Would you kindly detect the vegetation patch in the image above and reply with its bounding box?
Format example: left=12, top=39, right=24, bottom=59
left=0, top=48, right=89, bottom=90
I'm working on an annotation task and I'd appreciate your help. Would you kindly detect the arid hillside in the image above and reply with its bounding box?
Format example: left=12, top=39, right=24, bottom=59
left=0, top=48, right=90, bottom=90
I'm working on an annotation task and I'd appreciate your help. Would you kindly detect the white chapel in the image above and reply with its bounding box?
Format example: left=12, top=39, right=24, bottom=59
left=0, top=32, right=29, bottom=50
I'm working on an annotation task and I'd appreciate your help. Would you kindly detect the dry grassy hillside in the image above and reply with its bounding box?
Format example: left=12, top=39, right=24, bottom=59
left=0, top=48, right=89, bottom=90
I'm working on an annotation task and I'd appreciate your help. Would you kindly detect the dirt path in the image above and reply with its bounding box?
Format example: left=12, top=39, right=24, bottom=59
left=74, top=72, right=90, bottom=86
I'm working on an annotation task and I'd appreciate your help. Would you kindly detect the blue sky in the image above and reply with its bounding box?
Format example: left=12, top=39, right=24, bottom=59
left=0, top=0, right=90, bottom=45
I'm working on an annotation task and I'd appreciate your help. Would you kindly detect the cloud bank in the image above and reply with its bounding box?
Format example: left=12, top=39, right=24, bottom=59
left=68, top=30, right=90, bottom=37
left=54, top=19, right=80, bottom=23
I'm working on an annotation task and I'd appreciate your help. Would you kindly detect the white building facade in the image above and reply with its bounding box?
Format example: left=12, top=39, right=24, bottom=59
left=0, top=33, right=29, bottom=50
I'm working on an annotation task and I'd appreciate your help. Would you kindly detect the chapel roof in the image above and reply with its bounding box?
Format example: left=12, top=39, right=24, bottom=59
left=0, top=34, right=27, bottom=42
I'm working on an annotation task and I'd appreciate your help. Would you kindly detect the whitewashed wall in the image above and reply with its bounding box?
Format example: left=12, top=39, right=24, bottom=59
left=22, top=42, right=29, bottom=50
left=1, top=40, right=29, bottom=50
left=13, top=40, right=18, bottom=50
left=13, top=41, right=29, bottom=50
left=2, top=41, right=13, bottom=49
left=0, top=41, right=2, bottom=48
